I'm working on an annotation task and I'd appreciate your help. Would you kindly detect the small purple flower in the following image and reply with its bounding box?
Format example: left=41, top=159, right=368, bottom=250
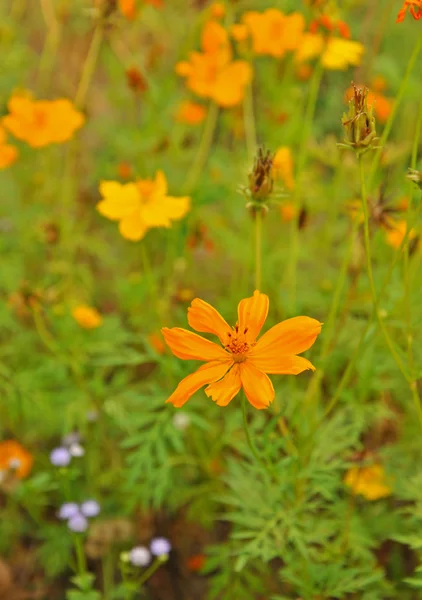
left=150, top=537, right=171, bottom=556
left=58, top=502, right=80, bottom=520
left=80, top=500, right=100, bottom=518
left=129, top=546, right=151, bottom=567
left=50, top=447, right=71, bottom=467
left=68, top=514, right=88, bottom=533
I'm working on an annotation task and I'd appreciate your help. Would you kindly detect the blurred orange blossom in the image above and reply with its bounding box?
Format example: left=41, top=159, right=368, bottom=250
left=72, top=305, right=103, bottom=329
left=162, top=290, right=322, bottom=409
left=175, top=20, right=252, bottom=107
left=397, top=0, right=422, bottom=21
left=97, top=171, right=190, bottom=241
left=3, top=95, right=84, bottom=148
left=0, top=126, right=18, bottom=169
left=241, top=9, right=305, bottom=57
left=0, top=440, right=33, bottom=480
left=175, top=101, right=207, bottom=125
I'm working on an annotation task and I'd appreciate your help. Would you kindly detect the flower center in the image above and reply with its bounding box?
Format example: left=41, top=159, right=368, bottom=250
left=224, top=324, right=255, bottom=362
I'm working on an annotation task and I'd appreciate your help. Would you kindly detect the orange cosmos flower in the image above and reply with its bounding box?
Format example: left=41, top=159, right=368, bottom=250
left=0, top=440, right=33, bottom=480
left=72, top=305, right=103, bottom=329
left=175, top=101, right=207, bottom=125
left=344, top=464, right=392, bottom=500
left=97, top=171, right=190, bottom=241
left=3, top=94, right=84, bottom=148
left=385, top=219, right=417, bottom=249
left=175, top=20, right=252, bottom=108
left=210, top=2, right=225, bottom=19
left=119, top=0, right=136, bottom=19
left=397, top=0, right=422, bottom=21
left=162, top=290, right=322, bottom=409
left=0, top=126, right=18, bottom=169
left=242, top=9, right=305, bottom=57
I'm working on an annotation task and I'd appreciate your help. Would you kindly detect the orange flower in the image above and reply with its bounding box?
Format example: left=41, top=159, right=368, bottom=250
left=162, top=291, right=322, bottom=409
left=230, top=23, right=249, bottom=42
left=72, top=305, right=103, bottom=329
left=344, top=464, right=391, bottom=500
left=273, top=146, right=295, bottom=190
left=175, top=20, right=252, bottom=108
left=3, top=94, right=84, bottom=148
left=0, top=440, right=33, bottom=480
left=175, top=101, right=207, bottom=125
left=117, top=161, right=133, bottom=179
left=385, top=220, right=416, bottom=249
left=280, top=202, right=297, bottom=222
left=119, top=0, right=137, bottom=19
left=187, top=554, right=206, bottom=571
left=242, top=9, right=305, bottom=57
left=97, top=171, right=190, bottom=241
left=126, top=67, right=148, bottom=93
left=397, top=0, right=422, bottom=21
left=210, top=2, right=225, bottom=19
left=0, top=125, right=18, bottom=169
left=148, top=332, right=166, bottom=354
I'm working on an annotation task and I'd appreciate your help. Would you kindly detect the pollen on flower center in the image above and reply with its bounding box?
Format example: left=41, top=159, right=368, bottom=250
left=224, top=324, right=254, bottom=361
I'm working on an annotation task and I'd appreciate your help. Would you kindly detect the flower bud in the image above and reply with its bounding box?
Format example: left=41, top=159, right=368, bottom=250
left=341, top=84, right=378, bottom=154
left=248, top=148, right=274, bottom=202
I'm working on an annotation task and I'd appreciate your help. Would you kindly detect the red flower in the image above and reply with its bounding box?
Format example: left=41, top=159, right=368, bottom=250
left=397, top=0, right=422, bottom=22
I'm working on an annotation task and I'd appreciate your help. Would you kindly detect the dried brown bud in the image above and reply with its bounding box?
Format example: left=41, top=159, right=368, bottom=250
left=340, top=84, right=378, bottom=154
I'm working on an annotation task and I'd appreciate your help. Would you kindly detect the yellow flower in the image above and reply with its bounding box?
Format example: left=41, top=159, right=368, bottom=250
left=175, top=101, right=207, bottom=125
left=296, top=33, right=364, bottom=70
left=242, top=10, right=305, bottom=57
left=162, top=290, right=322, bottom=409
left=0, top=126, right=18, bottom=169
left=3, top=94, right=84, bottom=148
left=230, top=23, right=249, bottom=42
left=72, top=305, right=103, bottom=329
left=175, top=20, right=252, bottom=108
left=273, top=147, right=295, bottom=190
left=97, top=171, right=190, bottom=241
left=344, top=464, right=392, bottom=500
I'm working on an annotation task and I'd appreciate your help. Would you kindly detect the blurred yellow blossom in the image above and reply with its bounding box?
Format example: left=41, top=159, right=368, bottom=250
left=242, top=9, right=305, bottom=57
left=72, top=305, right=103, bottom=329
left=273, top=147, right=295, bottom=190
left=3, top=94, right=84, bottom=148
left=0, top=126, right=18, bottom=169
left=230, top=23, right=249, bottom=42
left=175, top=101, right=207, bottom=124
left=344, top=464, right=392, bottom=500
left=97, top=171, right=190, bottom=241
left=175, top=20, right=252, bottom=108
left=296, top=33, right=364, bottom=70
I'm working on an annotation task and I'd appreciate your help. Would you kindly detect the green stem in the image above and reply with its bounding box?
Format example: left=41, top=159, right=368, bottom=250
left=184, top=101, right=219, bottom=193
left=137, top=556, right=167, bottom=587
left=74, top=24, right=104, bottom=109
left=73, top=535, right=87, bottom=575
left=244, top=82, right=257, bottom=161
left=359, top=155, right=409, bottom=379
left=241, top=394, right=278, bottom=480
left=369, top=31, right=422, bottom=186
left=254, top=209, right=262, bottom=290
left=287, top=61, right=323, bottom=313
left=305, top=220, right=359, bottom=406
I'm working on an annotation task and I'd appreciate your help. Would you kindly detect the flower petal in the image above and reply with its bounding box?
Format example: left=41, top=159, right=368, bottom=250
left=97, top=182, right=140, bottom=220
left=252, top=316, right=322, bottom=356
left=239, top=362, right=274, bottom=409
left=237, top=290, right=269, bottom=341
left=248, top=353, right=315, bottom=375
left=188, top=298, right=231, bottom=343
left=166, top=361, right=232, bottom=408
left=205, top=364, right=242, bottom=406
left=118, top=211, right=148, bottom=241
left=161, top=327, right=231, bottom=361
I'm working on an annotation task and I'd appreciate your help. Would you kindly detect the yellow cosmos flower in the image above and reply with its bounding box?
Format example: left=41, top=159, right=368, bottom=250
left=344, top=464, right=392, bottom=500
left=273, top=147, right=295, bottom=190
left=0, top=126, right=18, bottom=169
left=3, top=94, right=84, bottom=148
left=72, top=305, right=103, bottom=329
left=175, top=20, right=252, bottom=108
left=296, top=33, right=364, bottom=70
left=97, top=171, right=190, bottom=241
left=162, top=290, right=322, bottom=409
left=242, top=10, right=305, bottom=57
